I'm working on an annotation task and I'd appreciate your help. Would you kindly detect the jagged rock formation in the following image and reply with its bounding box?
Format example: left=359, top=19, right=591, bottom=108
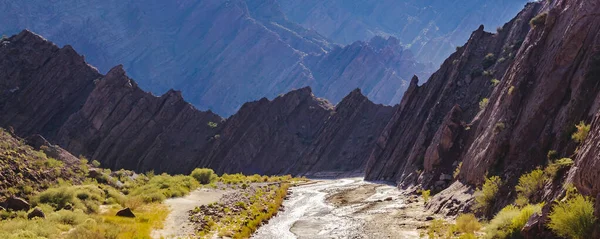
left=359, top=0, right=600, bottom=225
left=0, top=0, right=430, bottom=116
left=364, top=2, right=539, bottom=186
left=0, top=30, right=394, bottom=176
left=277, top=0, right=528, bottom=65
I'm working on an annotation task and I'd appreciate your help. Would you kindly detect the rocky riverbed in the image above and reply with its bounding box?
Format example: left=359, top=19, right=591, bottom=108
left=253, top=178, right=434, bottom=239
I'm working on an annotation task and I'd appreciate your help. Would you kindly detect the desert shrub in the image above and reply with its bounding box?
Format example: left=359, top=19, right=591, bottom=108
left=494, top=122, right=506, bottom=133
left=515, top=169, right=545, bottom=206
left=191, top=168, right=217, bottom=184
left=33, top=185, right=106, bottom=213
left=491, top=79, right=500, bottom=86
left=207, top=122, right=218, bottom=128
left=508, top=86, right=515, bottom=95
left=48, top=209, right=87, bottom=226
left=454, top=162, right=463, bottom=179
left=547, top=150, right=558, bottom=161
left=543, top=158, right=573, bottom=180
left=485, top=204, right=542, bottom=239
left=572, top=121, right=590, bottom=143
left=480, top=98, right=490, bottom=110
left=548, top=194, right=596, bottom=239
left=91, top=160, right=101, bottom=167
left=425, top=219, right=453, bottom=239
left=474, top=176, right=502, bottom=214
left=530, top=12, right=548, bottom=27
left=483, top=70, right=495, bottom=77
left=129, top=174, right=199, bottom=203
left=483, top=53, right=497, bottom=69
left=422, top=190, right=431, bottom=203
left=497, top=57, right=506, bottom=63
left=456, top=213, right=481, bottom=234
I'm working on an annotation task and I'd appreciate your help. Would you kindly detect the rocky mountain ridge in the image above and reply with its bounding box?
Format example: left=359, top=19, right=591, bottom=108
left=277, top=0, right=528, bottom=65
left=0, top=30, right=394, bottom=177
left=0, top=0, right=431, bottom=116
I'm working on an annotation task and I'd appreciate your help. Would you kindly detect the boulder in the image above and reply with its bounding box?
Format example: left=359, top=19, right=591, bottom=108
left=4, top=197, right=31, bottom=211
left=116, top=208, right=135, bottom=218
left=27, top=208, right=45, bottom=219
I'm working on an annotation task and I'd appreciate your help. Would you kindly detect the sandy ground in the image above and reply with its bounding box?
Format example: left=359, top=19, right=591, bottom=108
left=253, top=178, right=432, bottom=239
left=151, top=188, right=226, bottom=239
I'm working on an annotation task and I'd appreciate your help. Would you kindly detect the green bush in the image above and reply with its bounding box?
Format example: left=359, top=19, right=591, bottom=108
left=474, top=176, right=502, bottom=214
left=129, top=174, right=199, bottom=202
left=191, top=168, right=217, bottom=184
left=530, top=12, right=548, bottom=27
left=483, top=53, right=497, bottom=69
left=544, top=158, right=573, bottom=180
left=572, top=121, right=590, bottom=143
left=515, top=169, right=545, bottom=206
left=33, top=185, right=106, bottom=213
left=422, top=190, right=431, bottom=203
left=491, top=79, right=500, bottom=86
left=548, top=194, right=596, bottom=239
left=547, top=150, right=558, bottom=161
left=456, top=213, right=481, bottom=234
left=207, top=122, right=218, bottom=128
left=480, top=98, right=490, bottom=110
left=485, top=204, right=542, bottom=239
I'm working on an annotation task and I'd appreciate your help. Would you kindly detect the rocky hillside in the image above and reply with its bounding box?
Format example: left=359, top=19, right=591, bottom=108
left=358, top=0, right=600, bottom=231
left=0, top=30, right=394, bottom=176
left=0, top=0, right=430, bottom=116
left=278, top=0, right=528, bottom=65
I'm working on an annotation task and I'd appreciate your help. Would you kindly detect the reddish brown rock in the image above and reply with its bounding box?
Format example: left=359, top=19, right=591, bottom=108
left=365, top=1, right=539, bottom=186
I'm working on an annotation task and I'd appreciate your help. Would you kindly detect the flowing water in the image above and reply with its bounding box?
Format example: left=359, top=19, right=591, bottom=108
left=252, top=178, right=421, bottom=239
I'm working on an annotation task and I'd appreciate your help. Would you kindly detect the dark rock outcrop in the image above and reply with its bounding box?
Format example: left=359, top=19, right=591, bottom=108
left=0, top=30, right=394, bottom=176
left=116, top=208, right=135, bottom=218
left=27, top=208, right=45, bottom=219
left=3, top=196, right=31, bottom=211
left=0, top=0, right=431, bottom=116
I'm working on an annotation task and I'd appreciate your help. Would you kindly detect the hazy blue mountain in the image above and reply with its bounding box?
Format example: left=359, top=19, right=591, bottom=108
left=277, top=0, right=528, bottom=65
left=1, top=0, right=437, bottom=115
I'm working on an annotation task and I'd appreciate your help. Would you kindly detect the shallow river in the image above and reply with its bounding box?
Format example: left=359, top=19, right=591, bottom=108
left=252, top=178, right=419, bottom=239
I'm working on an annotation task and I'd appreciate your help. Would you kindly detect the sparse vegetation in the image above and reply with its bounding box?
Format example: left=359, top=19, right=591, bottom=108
left=494, top=122, right=506, bottom=133
left=548, top=194, right=596, bottom=239
left=515, top=169, right=545, bottom=206
left=483, top=53, right=497, bottom=69
left=422, top=190, right=431, bottom=203
left=508, top=86, right=515, bottom=95
left=454, top=162, right=463, bottom=179
left=474, top=176, right=502, bottom=215
left=485, top=204, right=543, bottom=239
left=479, top=98, right=490, bottom=110
left=191, top=168, right=217, bottom=184
left=207, top=121, right=218, bottom=128
left=456, top=213, right=481, bottom=235
left=543, top=158, right=573, bottom=180
left=572, top=121, right=590, bottom=143
left=530, top=12, right=548, bottom=27
left=491, top=79, right=500, bottom=86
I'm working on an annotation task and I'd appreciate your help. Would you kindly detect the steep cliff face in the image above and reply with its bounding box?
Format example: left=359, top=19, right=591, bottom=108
left=0, top=31, right=99, bottom=138
left=0, top=30, right=394, bottom=176
left=0, top=0, right=430, bottom=116
left=277, top=0, right=528, bottom=65
left=364, top=2, right=539, bottom=186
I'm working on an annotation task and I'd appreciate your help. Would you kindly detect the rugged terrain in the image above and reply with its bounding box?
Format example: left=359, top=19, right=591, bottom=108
left=278, top=0, right=528, bottom=65
left=0, top=30, right=394, bottom=176
left=0, top=0, right=432, bottom=116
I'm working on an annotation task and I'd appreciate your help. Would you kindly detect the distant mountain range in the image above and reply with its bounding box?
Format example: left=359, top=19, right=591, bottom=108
left=278, top=0, right=528, bottom=65
left=0, top=0, right=524, bottom=116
